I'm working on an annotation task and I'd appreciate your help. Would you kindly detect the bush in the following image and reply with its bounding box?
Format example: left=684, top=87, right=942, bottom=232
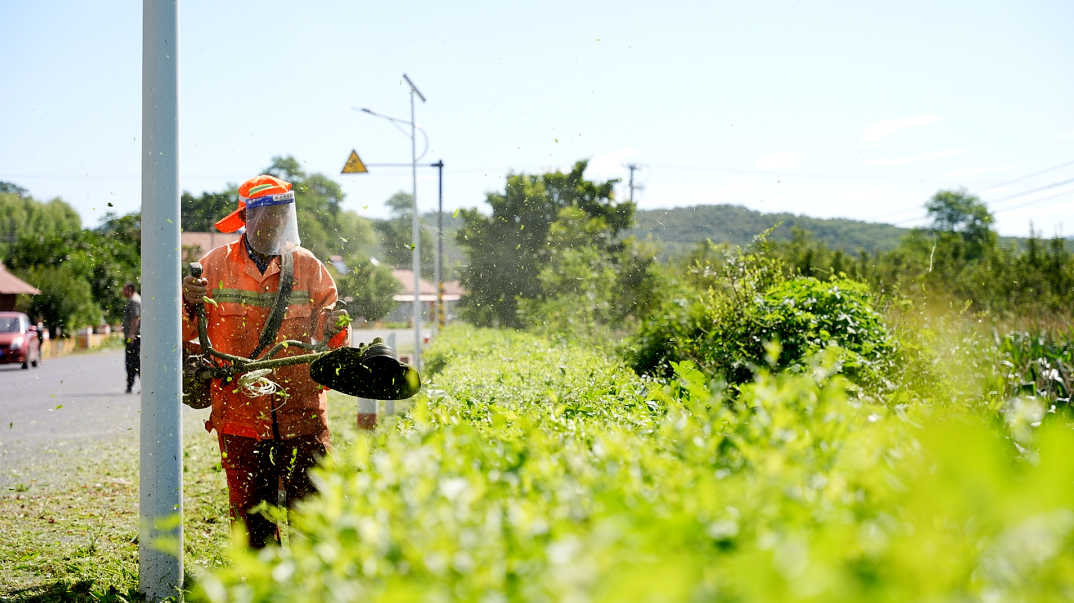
left=629, top=234, right=898, bottom=392
left=194, top=326, right=1074, bottom=603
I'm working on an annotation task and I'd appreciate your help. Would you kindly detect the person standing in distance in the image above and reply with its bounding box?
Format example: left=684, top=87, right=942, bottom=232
left=122, top=282, right=141, bottom=394
left=181, top=174, right=350, bottom=548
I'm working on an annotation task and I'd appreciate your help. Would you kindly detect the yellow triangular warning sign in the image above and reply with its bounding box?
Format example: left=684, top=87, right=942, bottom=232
left=342, top=150, right=368, bottom=174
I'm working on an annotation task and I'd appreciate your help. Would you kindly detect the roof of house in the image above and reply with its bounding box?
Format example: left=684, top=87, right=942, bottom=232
left=392, top=270, right=464, bottom=295
left=0, top=263, right=41, bottom=295
left=390, top=270, right=465, bottom=302
left=180, top=231, right=242, bottom=258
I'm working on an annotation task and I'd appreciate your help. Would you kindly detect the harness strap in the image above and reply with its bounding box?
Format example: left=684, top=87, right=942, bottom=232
left=249, top=249, right=294, bottom=360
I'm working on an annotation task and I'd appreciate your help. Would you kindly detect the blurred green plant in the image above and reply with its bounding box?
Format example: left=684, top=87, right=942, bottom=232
left=193, top=325, right=1074, bottom=603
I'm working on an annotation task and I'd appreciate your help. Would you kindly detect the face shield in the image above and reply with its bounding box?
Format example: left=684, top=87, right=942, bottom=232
left=244, top=191, right=300, bottom=255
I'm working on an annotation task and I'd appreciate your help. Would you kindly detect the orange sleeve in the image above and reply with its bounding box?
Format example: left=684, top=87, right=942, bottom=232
left=182, top=306, right=198, bottom=343
left=181, top=247, right=221, bottom=344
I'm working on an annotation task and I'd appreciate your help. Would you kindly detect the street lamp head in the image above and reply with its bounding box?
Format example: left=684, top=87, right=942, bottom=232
left=360, top=108, right=373, bottom=114
left=402, top=74, right=426, bottom=103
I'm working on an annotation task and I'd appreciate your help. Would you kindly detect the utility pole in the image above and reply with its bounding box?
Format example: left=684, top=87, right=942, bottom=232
left=403, top=74, right=425, bottom=371
left=625, top=163, right=645, bottom=203
left=433, top=160, right=444, bottom=330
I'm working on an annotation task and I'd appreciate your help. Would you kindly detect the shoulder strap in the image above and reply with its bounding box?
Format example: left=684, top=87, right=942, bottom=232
left=249, top=249, right=294, bottom=360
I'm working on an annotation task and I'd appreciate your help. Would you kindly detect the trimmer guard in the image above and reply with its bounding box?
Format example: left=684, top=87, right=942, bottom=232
left=309, top=344, right=421, bottom=400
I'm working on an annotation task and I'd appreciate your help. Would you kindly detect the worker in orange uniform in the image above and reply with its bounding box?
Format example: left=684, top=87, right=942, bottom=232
left=181, top=174, right=350, bottom=548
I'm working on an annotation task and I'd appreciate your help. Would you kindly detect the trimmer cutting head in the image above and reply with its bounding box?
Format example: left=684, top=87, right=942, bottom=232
left=309, top=343, right=421, bottom=400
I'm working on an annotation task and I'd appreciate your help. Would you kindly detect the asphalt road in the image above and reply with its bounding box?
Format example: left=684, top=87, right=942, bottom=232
left=0, top=329, right=429, bottom=488
left=0, top=349, right=148, bottom=488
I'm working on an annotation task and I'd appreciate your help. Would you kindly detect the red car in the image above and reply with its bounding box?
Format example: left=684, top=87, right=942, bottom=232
left=0, top=312, right=42, bottom=369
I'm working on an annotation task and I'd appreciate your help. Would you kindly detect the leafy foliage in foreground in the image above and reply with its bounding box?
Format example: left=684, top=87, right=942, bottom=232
left=196, top=326, right=1074, bottom=603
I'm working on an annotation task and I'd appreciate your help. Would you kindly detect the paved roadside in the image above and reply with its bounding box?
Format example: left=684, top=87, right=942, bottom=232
left=0, top=331, right=428, bottom=489
left=0, top=349, right=206, bottom=489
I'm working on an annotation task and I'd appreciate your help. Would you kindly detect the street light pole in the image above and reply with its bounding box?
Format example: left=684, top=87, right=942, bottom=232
left=432, top=159, right=444, bottom=331
left=403, top=74, right=425, bottom=370
left=351, top=100, right=438, bottom=355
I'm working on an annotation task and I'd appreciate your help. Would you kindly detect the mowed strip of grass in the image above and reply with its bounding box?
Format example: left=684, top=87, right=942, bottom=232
left=0, top=393, right=368, bottom=602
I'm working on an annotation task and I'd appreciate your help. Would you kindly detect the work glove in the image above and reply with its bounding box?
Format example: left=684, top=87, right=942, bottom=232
left=324, top=307, right=350, bottom=348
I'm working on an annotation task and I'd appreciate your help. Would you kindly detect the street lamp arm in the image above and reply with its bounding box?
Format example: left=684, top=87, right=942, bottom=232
left=354, top=107, right=430, bottom=161
left=353, top=106, right=412, bottom=127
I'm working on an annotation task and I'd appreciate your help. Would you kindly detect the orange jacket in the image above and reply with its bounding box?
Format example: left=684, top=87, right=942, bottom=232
left=182, top=239, right=350, bottom=441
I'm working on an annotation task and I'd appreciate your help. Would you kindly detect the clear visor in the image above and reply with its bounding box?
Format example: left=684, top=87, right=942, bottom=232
left=245, top=202, right=300, bottom=255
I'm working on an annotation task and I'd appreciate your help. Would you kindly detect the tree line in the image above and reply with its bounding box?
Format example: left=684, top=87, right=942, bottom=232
left=453, top=167, right=1074, bottom=337
left=0, top=155, right=458, bottom=335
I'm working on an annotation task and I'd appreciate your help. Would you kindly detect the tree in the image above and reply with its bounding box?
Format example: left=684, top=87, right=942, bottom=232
left=373, top=191, right=434, bottom=275
left=456, top=160, right=631, bottom=327
left=517, top=207, right=618, bottom=335
left=96, top=211, right=141, bottom=248
left=0, top=188, right=82, bottom=243
left=925, top=189, right=996, bottom=261
left=333, top=258, right=401, bottom=322
left=181, top=190, right=237, bottom=231
left=263, top=156, right=377, bottom=261
left=0, top=181, right=29, bottom=197
left=5, top=229, right=140, bottom=326
left=17, top=264, right=101, bottom=337
left=179, top=156, right=378, bottom=262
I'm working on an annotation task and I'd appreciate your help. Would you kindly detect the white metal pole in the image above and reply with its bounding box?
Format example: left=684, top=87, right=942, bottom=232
left=434, top=160, right=443, bottom=334
left=140, top=0, right=183, bottom=599
left=410, top=86, right=422, bottom=370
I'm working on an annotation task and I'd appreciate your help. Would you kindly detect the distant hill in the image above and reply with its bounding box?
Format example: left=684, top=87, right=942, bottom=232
left=627, top=205, right=1058, bottom=259
left=627, top=205, right=907, bottom=258
left=407, top=206, right=1070, bottom=272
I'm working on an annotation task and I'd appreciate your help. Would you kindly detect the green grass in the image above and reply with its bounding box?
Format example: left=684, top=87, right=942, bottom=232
left=0, top=391, right=369, bottom=602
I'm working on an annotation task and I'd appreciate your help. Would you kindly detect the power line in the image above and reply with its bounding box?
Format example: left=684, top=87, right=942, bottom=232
left=971, top=159, right=1074, bottom=194
left=647, top=163, right=969, bottom=185
left=871, top=158, right=1074, bottom=221
left=993, top=188, right=1074, bottom=214
left=892, top=177, right=1074, bottom=226
left=983, top=176, right=1074, bottom=208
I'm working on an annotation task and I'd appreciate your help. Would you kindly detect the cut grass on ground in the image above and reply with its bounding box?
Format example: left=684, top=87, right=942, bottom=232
left=0, top=392, right=368, bottom=602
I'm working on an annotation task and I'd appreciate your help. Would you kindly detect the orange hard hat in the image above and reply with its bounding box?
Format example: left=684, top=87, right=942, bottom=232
left=214, top=175, right=293, bottom=233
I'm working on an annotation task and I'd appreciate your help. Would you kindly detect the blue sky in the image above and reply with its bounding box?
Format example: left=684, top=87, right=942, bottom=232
left=2, top=0, right=1073, bottom=237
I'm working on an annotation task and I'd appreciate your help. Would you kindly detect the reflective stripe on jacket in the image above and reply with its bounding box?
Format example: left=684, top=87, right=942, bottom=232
left=182, top=239, right=349, bottom=441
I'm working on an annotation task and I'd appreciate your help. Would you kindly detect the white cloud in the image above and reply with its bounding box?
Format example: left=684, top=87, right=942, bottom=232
left=938, top=165, right=1017, bottom=179
left=834, top=188, right=887, bottom=204
left=866, top=149, right=970, bottom=166
left=708, top=182, right=759, bottom=197
left=587, top=146, right=641, bottom=178
left=860, top=114, right=941, bottom=141
left=1053, top=128, right=1074, bottom=141
left=643, top=181, right=757, bottom=209
left=754, top=152, right=805, bottom=170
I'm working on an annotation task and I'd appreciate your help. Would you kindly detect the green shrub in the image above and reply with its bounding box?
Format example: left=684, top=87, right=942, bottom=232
left=631, top=273, right=897, bottom=391
left=194, top=327, right=1074, bottom=603
left=755, top=277, right=896, bottom=387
